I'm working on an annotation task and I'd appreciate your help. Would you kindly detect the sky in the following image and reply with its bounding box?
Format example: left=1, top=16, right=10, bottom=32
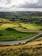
left=0, top=0, right=42, bottom=11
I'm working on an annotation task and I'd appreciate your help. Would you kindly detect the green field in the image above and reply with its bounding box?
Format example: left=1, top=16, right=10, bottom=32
left=0, top=28, right=37, bottom=41
left=0, top=20, right=42, bottom=31
left=0, top=18, right=42, bottom=41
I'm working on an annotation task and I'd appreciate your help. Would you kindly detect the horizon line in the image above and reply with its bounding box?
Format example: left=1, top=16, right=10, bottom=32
left=0, top=8, right=42, bottom=12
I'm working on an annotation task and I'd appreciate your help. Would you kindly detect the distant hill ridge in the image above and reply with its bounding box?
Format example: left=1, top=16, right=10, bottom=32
left=0, top=11, right=42, bottom=19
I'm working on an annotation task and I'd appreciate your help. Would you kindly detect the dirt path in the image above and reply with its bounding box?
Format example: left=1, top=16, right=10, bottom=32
left=0, top=40, right=42, bottom=50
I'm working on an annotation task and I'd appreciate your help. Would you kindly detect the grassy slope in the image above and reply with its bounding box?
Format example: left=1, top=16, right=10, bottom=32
left=0, top=21, right=42, bottom=31
left=0, top=40, right=42, bottom=56
left=0, top=18, right=42, bottom=41
left=0, top=28, right=36, bottom=41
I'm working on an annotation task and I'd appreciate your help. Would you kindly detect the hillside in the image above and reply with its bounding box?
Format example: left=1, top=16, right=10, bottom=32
left=0, top=11, right=42, bottom=56
left=0, top=39, right=42, bottom=56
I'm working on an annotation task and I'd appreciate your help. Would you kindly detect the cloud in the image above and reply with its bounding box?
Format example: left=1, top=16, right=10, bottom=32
left=18, top=0, right=39, bottom=8
left=18, top=0, right=42, bottom=8
left=0, top=0, right=16, bottom=8
left=0, top=0, right=39, bottom=8
left=0, top=0, right=42, bottom=11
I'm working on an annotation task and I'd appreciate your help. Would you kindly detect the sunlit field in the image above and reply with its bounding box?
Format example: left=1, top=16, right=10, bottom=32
left=0, top=18, right=42, bottom=41
left=0, top=21, right=42, bottom=31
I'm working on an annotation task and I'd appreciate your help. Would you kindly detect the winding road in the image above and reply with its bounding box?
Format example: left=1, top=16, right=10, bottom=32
left=0, top=32, right=42, bottom=45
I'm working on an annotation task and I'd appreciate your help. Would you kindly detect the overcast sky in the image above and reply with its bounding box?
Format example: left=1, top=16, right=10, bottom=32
left=0, top=0, right=42, bottom=11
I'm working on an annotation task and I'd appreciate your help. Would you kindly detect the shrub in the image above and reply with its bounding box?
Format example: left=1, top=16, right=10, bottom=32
left=18, top=52, right=30, bottom=56
left=5, top=28, right=14, bottom=31
left=0, top=34, right=3, bottom=36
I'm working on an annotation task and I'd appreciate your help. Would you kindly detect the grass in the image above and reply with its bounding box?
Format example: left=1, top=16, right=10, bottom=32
left=0, top=18, right=42, bottom=31
left=0, top=28, right=36, bottom=41
left=0, top=18, right=42, bottom=41
left=0, top=40, right=42, bottom=56
left=0, top=18, right=42, bottom=56
left=20, top=23, right=42, bottom=31
left=0, top=22, right=42, bottom=31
